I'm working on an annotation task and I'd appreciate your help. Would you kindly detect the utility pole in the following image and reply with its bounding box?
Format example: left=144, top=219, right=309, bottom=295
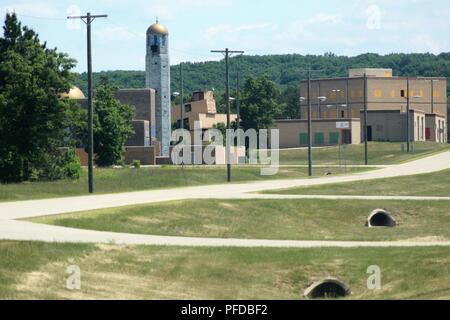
left=307, top=71, right=313, bottom=177
left=363, top=73, right=368, bottom=165
left=180, top=63, right=184, bottom=130
left=67, top=12, right=107, bottom=194
left=236, top=68, right=241, bottom=129
left=406, top=77, right=411, bottom=153
left=431, top=79, right=434, bottom=115
left=211, top=49, right=244, bottom=182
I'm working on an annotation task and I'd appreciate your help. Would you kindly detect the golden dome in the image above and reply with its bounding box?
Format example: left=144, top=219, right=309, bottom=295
left=147, top=21, right=168, bottom=35
left=60, top=86, right=86, bottom=100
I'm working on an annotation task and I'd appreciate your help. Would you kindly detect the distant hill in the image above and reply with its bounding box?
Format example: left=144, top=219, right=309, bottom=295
left=74, top=52, right=450, bottom=94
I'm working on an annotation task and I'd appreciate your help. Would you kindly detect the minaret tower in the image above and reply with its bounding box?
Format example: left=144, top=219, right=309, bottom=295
left=146, top=19, right=171, bottom=157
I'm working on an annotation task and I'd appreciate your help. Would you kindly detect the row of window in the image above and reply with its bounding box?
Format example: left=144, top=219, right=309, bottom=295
left=303, top=89, right=441, bottom=100
left=299, top=132, right=340, bottom=145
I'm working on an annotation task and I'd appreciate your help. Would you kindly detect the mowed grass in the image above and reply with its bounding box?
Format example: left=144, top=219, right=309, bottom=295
left=31, top=199, right=450, bottom=241
left=0, top=166, right=362, bottom=203
left=0, top=142, right=447, bottom=202
left=280, top=142, right=450, bottom=165
left=269, top=169, right=450, bottom=197
left=1, top=241, right=449, bottom=300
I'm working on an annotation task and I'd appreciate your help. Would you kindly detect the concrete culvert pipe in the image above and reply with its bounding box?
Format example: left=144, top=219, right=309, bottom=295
left=366, top=209, right=397, bottom=228
left=304, top=278, right=351, bottom=299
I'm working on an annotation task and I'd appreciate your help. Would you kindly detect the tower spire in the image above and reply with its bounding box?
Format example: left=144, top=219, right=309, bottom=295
left=156, top=16, right=159, bottom=24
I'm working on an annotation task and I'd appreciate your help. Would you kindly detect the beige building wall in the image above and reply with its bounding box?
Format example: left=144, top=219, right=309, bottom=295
left=297, top=73, right=447, bottom=145
left=172, top=91, right=237, bottom=131
left=300, top=76, right=447, bottom=121
left=275, top=119, right=361, bottom=148
left=363, top=110, right=427, bottom=142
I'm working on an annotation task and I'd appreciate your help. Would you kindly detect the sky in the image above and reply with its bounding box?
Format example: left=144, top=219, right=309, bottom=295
left=0, top=0, right=449, bottom=72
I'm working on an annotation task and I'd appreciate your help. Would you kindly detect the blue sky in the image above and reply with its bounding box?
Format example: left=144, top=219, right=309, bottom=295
left=1, top=0, right=449, bottom=72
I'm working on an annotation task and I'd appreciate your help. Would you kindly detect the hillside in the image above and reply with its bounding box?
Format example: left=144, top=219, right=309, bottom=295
left=74, top=53, right=450, bottom=94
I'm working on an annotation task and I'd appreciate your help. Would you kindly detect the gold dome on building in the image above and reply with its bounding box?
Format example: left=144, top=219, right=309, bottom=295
left=60, top=86, right=86, bottom=100
left=147, top=19, right=168, bottom=35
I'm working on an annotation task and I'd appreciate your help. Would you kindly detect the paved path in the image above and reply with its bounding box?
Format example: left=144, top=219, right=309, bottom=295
left=1, top=150, right=450, bottom=248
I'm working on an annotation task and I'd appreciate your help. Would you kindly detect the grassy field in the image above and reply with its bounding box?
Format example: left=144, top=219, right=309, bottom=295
left=0, top=166, right=363, bottom=203
left=0, top=142, right=447, bottom=203
left=30, top=199, right=450, bottom=241
left=1, top=241, right=449, bottom=300
left=268, top=169, right=450, bottom=197
left=280, top=142, right=450, bottom=165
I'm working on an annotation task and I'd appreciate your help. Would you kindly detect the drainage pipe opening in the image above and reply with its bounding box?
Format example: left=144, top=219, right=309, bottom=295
left=366, top=209, right=397, bottom=228
left=304, top=278, right=351, bottom=299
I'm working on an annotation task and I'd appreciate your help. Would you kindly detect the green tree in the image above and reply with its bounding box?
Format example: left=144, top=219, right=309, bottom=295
left=280, top=86, right=300, bottom=119
left=240, top=76, right=284, bottom=131
left=0, top=13, right=80, bottom=182
left=93, top=78, right=135, bottom=166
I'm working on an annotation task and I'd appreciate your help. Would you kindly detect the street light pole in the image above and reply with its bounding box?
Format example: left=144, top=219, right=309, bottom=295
left=180, top=63, right=184, bottom=131
left=335, top=90, right=340, bottom=118
left=236, top=69, right=241, bottom=129
left=67, top=12, right=107, bottom=194
left=406, top=77, right=411, bottom=153
left=431, top=79, right=434, bottom=114
left=307, top=70, right=313, bottom=177
left=364, top=73, right=368, bottom=165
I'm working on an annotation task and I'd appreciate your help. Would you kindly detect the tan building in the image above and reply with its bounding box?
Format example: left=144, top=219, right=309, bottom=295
left=276, top=118, right=361, bottom=148
left=277, top=68, right=447, bottom=148
left=171, top=91, right=237, bottom=133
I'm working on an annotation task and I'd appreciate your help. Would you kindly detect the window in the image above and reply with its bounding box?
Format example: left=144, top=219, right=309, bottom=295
left=341, top=110, right=345, bottom=118
left=300, top=133, right=309, bottom=145
left=184, top=104, right=192, bottom=113
left=315, top=133, right=324, bottom=145
left=329, top=132, right=339, bottom=144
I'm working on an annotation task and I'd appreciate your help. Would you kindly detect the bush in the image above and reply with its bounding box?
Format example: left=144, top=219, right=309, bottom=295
left=132, top=160, right=141, bottom=169
left=28, top=148, right=82, bottom=181
left=63, top=149, right=82, bottom=179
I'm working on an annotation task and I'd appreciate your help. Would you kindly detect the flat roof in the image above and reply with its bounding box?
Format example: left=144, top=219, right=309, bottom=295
left=276, top=118, right=360, bottom=123
left=300, top=76, right=447, bottom=83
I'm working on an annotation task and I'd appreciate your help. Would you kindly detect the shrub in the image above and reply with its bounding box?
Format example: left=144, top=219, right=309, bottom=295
left=132, top=160, right=141, bottom=169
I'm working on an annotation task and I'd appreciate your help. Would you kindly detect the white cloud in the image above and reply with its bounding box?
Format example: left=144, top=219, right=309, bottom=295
left=205, top=23, right=272, bottom=40
left=0, top=1, right=59, bottom=18
left=143, top=0, right=232, bottom=20
left=279, top=13, right=341, bottom=40
left=94, top=26, right=138, bottom=42
left=413, top=34, right=441, bottom=54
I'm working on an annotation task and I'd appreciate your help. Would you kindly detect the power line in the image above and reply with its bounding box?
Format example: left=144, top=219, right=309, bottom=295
left=0, top=9, right=66, bottom=21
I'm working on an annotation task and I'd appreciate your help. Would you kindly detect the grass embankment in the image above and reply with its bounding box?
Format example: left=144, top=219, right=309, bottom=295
left=30, top=199, right=450, bottom=242
left=280, top=142, right=450, bottom=165
left=1, top=142, right=448, bottom=202
left=268, top=169, right=450, bottom=197
left=1, top=241, right=449, bottom=300
left=0, top=166, right=361, bottom=202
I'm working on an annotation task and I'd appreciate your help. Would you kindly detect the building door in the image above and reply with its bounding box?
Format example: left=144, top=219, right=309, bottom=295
left=426, top=128, right=431, bottom=141
left=341, top=130, right=351, bottom=144
left=367, top=126, right=373, bottom=141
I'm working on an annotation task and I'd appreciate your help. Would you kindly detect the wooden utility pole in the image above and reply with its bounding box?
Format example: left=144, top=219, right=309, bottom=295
left=67, top=13, right=107, bottom=194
